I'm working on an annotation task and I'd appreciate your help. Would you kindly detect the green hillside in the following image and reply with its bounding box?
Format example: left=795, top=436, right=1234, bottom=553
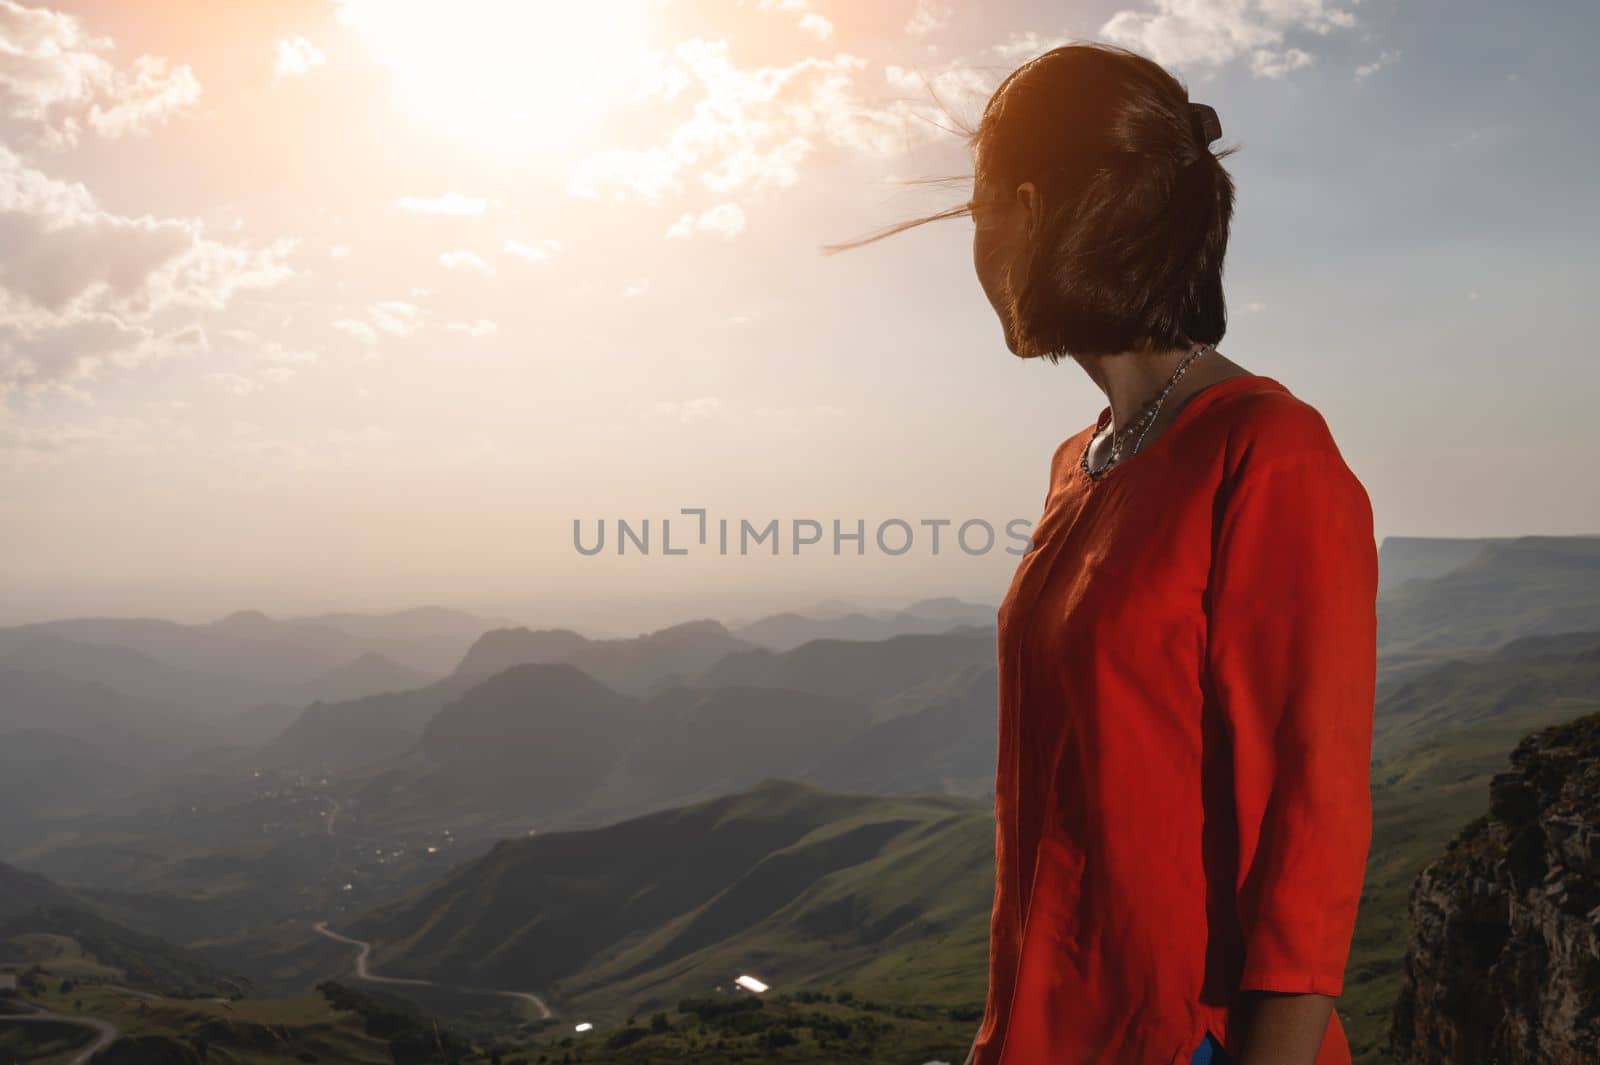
left=5, top=972, right=402, bottom=1064
left=348, top=780, right=994, bottom=1025
left=1377, top=535, right=1600, bottom=680
left=339, top=629, right=1600, bottom=1062
left=1373, top=629, right=1600, bottom=756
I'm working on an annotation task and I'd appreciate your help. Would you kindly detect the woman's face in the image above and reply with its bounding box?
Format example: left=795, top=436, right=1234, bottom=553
left=970, top=162, right=1040, bottom=356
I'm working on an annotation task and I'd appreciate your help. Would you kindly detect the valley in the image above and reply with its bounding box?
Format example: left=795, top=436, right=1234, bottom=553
left=3, top=538, right=1600, bottom=1063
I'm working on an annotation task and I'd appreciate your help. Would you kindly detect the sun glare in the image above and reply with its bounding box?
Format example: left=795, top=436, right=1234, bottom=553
left=335, top=0, right=660, bottom=151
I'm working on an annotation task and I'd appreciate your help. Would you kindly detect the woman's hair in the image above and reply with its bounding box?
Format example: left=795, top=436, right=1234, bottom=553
left=828, top=42, right=1238, bottom=361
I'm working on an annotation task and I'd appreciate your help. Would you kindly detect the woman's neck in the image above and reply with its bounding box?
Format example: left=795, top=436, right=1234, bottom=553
left=1074, top=344, right=1246, bottom=433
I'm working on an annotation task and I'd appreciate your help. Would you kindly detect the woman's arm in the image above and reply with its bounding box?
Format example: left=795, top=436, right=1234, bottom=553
left=1205, top=446, right=1380, bottom=1061
left=1235, top=992, right=1336, bottom=1065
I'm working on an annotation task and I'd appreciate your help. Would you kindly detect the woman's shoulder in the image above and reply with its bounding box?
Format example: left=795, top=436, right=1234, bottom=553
left=1205, top=375, right=1354, bottom=475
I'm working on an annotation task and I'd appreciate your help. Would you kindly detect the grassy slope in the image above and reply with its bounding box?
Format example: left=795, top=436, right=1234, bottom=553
left=8, top=696, right=1594, bottom=1064
left=1373, top=630, right=1600, bottom=758
left=352, top=781, right=994, bottom=1027
left=13, top=974, right=393, bottom=1065
left=1376, top=536, right=1600, bottom=678
left=554, top=799, right=993, bottom=1019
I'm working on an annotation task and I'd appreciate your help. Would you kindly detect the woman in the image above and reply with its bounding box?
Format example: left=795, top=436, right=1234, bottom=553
left=832, top=43, right=1379, bottom=1065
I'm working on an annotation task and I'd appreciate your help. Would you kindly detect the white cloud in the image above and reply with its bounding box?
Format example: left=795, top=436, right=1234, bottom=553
left=504, top=238, right=562, bottom=262
left=274, top=37, right=326, bottom=79
left=0, top=412, right=184, bottom=467
left=222, top=328, right=318, bottom=366
left=333, top=318, right=379, bottom=344
left=366, top=300, right=423, bottom=336
left=655, top=396, right=721, bottom=424
left=395, top=192, right=487, bottom=216
left=987, top=30, right=1073, bottom=62
left=329, top=244, right=352, bottom=258
left=86, top=54, right=202, bottom=139
left=438, top=250, right=494, bottom=274
left=1355, top=49, right=1402, bottom=82
left=1250, top=47, right=1314, bottom=79
left=0, top=145, right=289, bottom=394
left=798, top=13, right=833, bottom=41
left=884, top=62, right=993, bottom=105
left=567, top=39, right=935, bottom=202
left=205, top=371, right=261, bottom=396
left=906, top=0, right=954, bottom=38
left=0, top=2, right=200, bottom=146
left=1100, top=0, right=1358, bottom=80
left=666, top=203, right=747, bottom=240
left=0, top=303, right=210, bottom=398
left=447, top=319, right=498, bottom=337
left=757, top=0, right=832, bottom=42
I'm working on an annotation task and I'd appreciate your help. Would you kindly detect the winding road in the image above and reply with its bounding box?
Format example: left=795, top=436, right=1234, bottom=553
left=1, top=1001, right=119, bottom=1065
left=312, top=920, right=553, bottom=1020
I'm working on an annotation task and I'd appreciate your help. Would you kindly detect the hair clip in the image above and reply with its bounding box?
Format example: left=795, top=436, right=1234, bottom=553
left=1189, top=102, right=1222, bottom=146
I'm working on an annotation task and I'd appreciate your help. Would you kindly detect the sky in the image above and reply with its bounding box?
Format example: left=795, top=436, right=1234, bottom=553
left=1, top=0, right=1596, bottom=633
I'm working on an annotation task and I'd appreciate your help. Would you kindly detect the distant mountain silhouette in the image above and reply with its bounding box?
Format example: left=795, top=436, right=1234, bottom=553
left=261, top=678, right=472, bottom=772
left=453, top=619, right=751, bottom=695
left=0, top=667, right=209, bottom=764
left=293, top=606, right=516, bottom=675
left=324, top=626, right=1000, bottom=831
left=809, top=662, right=997, bottom=796
left=0, top=729, right=143, bottom=851
left=587, top=685, right=873, bottom=816
left=417, top=663, right=638, bottom=814
left=735, top=598, right=995, bottom=651
left=0, top=857, right=89, bottom=921
left=225, top=652, right=439, bottom=748
left=563, top=619, right=756, bottom=694
left=1378, top=535, right=1600, bottom=681
left=693, top=627, right=993, bottom=709
left=342, top=669, right=882, bottom=828
left=1376, top=536, right=1513, bottom=593
left=289, top=651, right=435, bottom=705
left=452, top=626, right=591, bottom=685
left=3, top=606, right=504, bottom=689
left=0, top=631, right=268, bottom=722
left=262, top=619, right=754, bottom=772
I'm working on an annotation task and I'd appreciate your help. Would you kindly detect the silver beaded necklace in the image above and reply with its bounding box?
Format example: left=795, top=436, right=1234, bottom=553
left=1080, top=341, right=1214, bottom=480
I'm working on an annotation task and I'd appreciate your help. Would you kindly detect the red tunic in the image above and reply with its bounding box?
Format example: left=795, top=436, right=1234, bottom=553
left=972, top=373, right=1378, bottom=1065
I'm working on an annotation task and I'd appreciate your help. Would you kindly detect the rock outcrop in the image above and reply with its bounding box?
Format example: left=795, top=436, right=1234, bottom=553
left=1391, top=711, right=1600, bottom=1063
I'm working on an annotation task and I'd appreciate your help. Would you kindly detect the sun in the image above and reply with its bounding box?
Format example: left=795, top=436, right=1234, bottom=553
left=333, top=0, right=661, bottom=153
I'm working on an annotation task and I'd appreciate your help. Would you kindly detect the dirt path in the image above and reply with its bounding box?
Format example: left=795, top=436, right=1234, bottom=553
left=1, top=1001, right=119, bottom=1065
left=312, top=920, right=553, bottom=1020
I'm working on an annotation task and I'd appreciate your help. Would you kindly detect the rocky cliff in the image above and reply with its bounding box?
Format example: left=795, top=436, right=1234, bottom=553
left=1391, top=710, right=1600, bottom=1063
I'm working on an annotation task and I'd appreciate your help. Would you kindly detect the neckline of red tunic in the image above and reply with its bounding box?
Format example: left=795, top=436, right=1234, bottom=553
left=1079, top=372, right=1285, bottom=486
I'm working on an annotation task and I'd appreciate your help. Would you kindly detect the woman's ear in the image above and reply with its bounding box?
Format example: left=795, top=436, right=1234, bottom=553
left=1015, top=181, right=1042, bottom=235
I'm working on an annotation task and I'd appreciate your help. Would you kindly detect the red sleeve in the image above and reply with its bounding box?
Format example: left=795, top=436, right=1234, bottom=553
left=1205, top=449, right=1379, bottom=997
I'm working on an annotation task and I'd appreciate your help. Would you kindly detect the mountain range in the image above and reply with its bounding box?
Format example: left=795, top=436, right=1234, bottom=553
left=5, top=537, right=1600, bottom=1063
